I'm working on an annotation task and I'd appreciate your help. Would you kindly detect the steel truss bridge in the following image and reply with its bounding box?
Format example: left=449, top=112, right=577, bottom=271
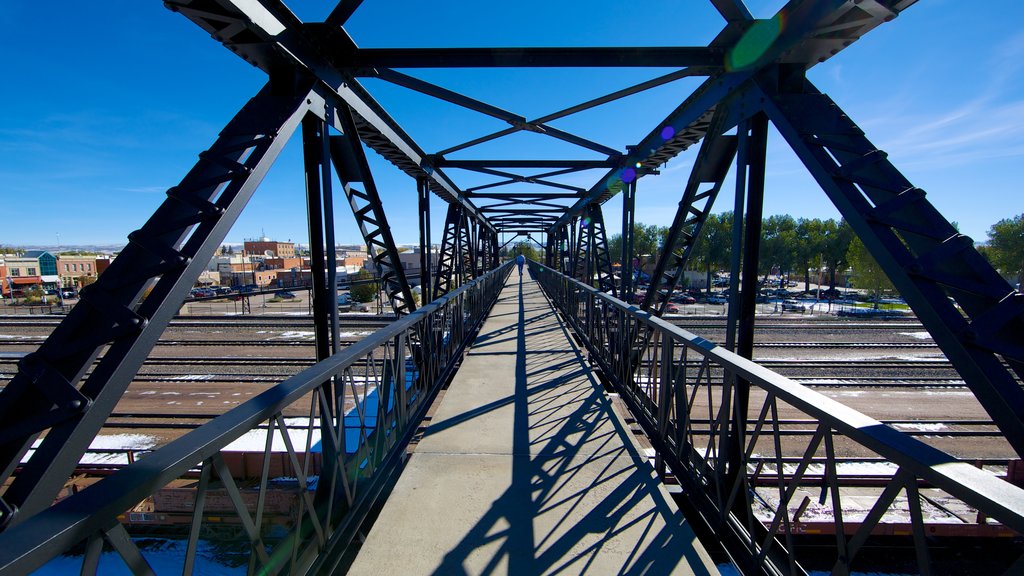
left=1, top=1, right=1023, bottom=574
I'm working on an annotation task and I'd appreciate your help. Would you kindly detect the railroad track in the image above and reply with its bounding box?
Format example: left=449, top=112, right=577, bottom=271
left=0, top=314, right=394, bottom=329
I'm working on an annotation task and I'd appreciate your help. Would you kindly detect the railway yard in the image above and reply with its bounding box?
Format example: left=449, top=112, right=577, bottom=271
left=1, top=308, right=1014, bottom=460
left=1, top=306, right=1019, bottom=549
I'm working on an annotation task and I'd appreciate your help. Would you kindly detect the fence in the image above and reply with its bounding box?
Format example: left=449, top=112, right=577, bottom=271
left=0, top=262, right=511, bottom=575
left=531, top=261, right=1024, bottom=576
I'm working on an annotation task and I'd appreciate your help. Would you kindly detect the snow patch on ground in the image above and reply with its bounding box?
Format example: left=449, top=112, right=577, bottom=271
left=893, top=422, right=948, bottom=432
left=24, top=434, right=157, bottom=465
left=222, top=423, right=322, bottom=453
left=168, top=374, right=214, bottom=381
left=829, top=390, right=866, bottom=397
left=899, top=331, right=933, bottom=340
left=268, top=330, right=316, bottom=340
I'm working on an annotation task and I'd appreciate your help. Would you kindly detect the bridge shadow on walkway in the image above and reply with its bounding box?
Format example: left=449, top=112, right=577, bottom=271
left=348, top=274, right=717, bottom=575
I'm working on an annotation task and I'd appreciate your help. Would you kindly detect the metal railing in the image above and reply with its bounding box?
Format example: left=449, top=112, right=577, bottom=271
left=531, top=261, right=1024, bottom=576
left=0, top=262, right=512, bottom=575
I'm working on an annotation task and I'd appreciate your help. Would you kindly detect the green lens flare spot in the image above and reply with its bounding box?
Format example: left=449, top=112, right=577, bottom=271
left=726, top=16, right=784, bottom=71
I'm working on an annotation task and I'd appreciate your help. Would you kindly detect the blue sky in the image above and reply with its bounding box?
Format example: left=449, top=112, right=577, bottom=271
left=1, top=1, right=1021, bottom=250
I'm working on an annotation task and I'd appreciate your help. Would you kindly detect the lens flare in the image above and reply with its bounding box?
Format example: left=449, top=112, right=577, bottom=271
left=725, top=14, right=785, bottom=71
left=581, top=216, right=592, bottom=228
left=621, top=167, right=637, bottom=183
left=661, top=125, right=675, bottom=140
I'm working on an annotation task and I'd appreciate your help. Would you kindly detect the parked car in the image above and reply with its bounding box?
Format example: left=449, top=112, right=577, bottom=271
left=706, top=295, right=727, bottom=304
left=190, top=288, right=215, bottom=298
left=276, top=291, right=296, bottom=299
left=214, top=286, right=233, bottom=295
left=671, top=294, right=696, bottom=304
left=781, top=299, right=806, bottom=312
left=664, top=303, right=680, bottom=314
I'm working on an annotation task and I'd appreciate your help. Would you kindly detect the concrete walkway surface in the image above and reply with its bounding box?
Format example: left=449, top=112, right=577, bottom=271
left=348, top=272, right=718, bottom=575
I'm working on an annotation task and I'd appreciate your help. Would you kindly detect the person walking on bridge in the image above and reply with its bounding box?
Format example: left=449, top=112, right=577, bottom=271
left=515, top=253, right=526, bottom=279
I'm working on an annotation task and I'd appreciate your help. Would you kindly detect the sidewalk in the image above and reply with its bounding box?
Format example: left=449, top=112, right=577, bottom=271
left=348, top=272, right=718, bottom=575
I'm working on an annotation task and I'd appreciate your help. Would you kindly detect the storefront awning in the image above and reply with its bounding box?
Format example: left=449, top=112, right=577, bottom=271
left=7, top=276, right=42, bottom=286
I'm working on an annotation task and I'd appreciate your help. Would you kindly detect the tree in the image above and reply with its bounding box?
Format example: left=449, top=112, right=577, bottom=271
left=76, top=275, right=97, bottom=289
left=350, top=269, right=378, bottom=303
left=759, top=214, right=798, bottom=281
left=821, top=219, right=853, bottom=292
left=795, top=218, right=826, bottom=292
left=607, top=222, right=666, bottom=270
left=692, top=212, right=732, bottom=293
left=509, top=241, right=539, bottom=262
left=986, top=214, right=1024, bottom=286
left=22, top=285, right=44, bottom=304
left=846, top=236, right=893, bottom=303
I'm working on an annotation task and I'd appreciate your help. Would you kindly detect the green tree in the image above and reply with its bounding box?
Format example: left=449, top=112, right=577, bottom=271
left=795, top=218, right=826, bottom=292
left=846, top=236, right=893, bottom=303
left=607, top=222, right=665, bottom=266
left=509, top=241, right=539, bottom=262
left=692, top=212, right=733, bottom=293
left=821, top=219, right=854, bottom=292
left=986, top=214, right=1024, bottom=286
left=759, top=214, right=798, bottom=281
left=22, top=285, right=44, bottom=304
left=350, top=269, right=378, bottom=303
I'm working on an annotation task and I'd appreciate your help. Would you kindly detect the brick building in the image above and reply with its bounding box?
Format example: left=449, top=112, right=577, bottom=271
left=243, top=237, right=295, bottom=258
left=57, top=255, right=98, bottom=289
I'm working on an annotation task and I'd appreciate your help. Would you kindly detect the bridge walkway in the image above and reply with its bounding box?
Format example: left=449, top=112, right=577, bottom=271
left=348, top=271, right=718, bottom=575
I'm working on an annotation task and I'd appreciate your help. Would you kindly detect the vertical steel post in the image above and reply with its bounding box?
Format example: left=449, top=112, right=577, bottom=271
left=725, top=113, right=768, bottom=504
left=738, top=113, right=768, bottom=361
left=321, top=112, right=340, bottom=357
left=418, top=178, right=432, bottom=300
left=302, top=115, right=333, bottom=365
left=621, top=180, right=637, bottom=302
left=725, top=120, right=748, bottom=353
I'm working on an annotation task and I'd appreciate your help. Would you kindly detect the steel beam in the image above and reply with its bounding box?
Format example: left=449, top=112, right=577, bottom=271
left=0, top=82, right=314, bottom=526
left=550, top=0, right=916, bottom=232
left=588, top=204, right=617, bottom=297
left=758, top=74, right=1024, bottom=458
left=302, top=114, right=341, bottom=362
left=436, top=68, right=705, bottom=157
left=620, top=180, right=637, bottom=301
left=641, top=108, right=737, bottom=316
left=437, top=160, right=615, bottom=169
left=418, top=178, right=432, bottom=298
left=329, top=104, right=417, bottom=315
left=339, top=47, right=723, bottom=69
left=166, top=0, right=495, bottom=234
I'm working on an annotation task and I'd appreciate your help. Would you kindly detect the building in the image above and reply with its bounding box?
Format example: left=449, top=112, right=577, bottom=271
left=95, top=255, right=113, bottom=275
left=57, top=255, right=99, bottom=289
left=263, top=257, right=305, bottom=271
left=5, top=251, right=60, bottom=293
left=363, top=249, right=439, bottom=286
left=243, top=237, right=295, bottom=258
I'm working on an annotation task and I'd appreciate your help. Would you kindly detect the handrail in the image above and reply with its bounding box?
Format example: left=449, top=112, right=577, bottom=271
left=530, top=260, right=1024, bottom=575
left=0, top=262, right=513, bottom=575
